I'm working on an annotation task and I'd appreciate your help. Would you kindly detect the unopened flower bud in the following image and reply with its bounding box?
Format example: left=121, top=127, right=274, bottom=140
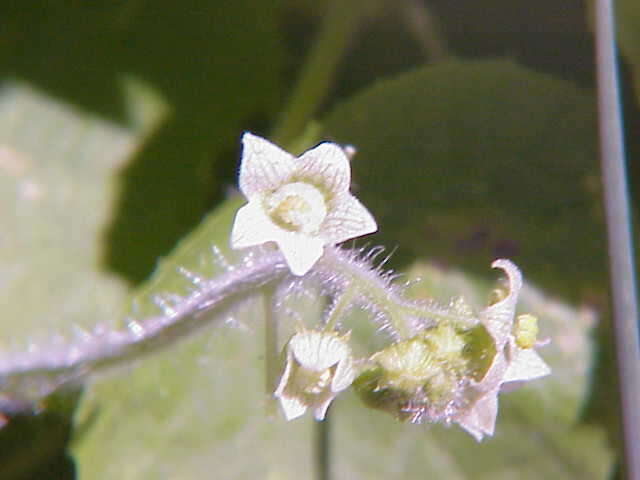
left=274, top=329, right=355, bottom=421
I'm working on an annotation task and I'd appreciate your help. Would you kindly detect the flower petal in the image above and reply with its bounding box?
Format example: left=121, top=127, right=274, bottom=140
left=473, top=347, right=508, bottom=394
left=239, top=132, right=297, bottom=197
left=296, top=142, right=351, bottom=196
left=481, top=259, right=522, bottom=348
left=274, top=347, right=295, bottom=398
left=455, top=388, right=499, bottom=441
left=273, top=232, right=325, bottom=276
left=503, top=346, right=551, bottom=384
left=290, top=330, right=350, bottom=371
left=230, top=201, right=280, bottom=249
left=320, top=193, right=377, bottom=244
left=278, top=395, right=308, bottom=421
left=331, top=354, right=355, bottom=392
left=313, top=396, right=336, bottom=420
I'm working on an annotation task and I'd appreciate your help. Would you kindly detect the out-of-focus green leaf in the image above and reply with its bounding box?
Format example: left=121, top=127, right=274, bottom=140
left=323, top=59, right=603, bottom=301
left=322, top=59, right=621, bottom=464
left=72, top=194, right=611, bottom=479
left=1, top=1, right=286, bottom=284
left=0, top=77, right=165, bottom=477
left=73, top=198, right=318, bottom=479
left=0, top=78, right=164, bottom=347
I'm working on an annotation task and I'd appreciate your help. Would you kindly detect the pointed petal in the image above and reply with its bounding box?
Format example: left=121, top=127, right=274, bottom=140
left=481, top=259, right=522, bottom=348
left=297, top=142, right=351, bottom=196
left=239, top=132, right=296, bottom=197
left=313, top=395, right=336, bottom=420
left=290, top=330, right=350, bottom=371
left=331, top=355, right=355, bottom=392
left=274, top=232, right=325, bottom=276
left=503, top=347, right=551, bottom=383
left=274, top=347, right=295, bottom=397
left=278, top=395, right=308, bottom=421
left=230, top=201, right=281, bottom=249
left=321, top=194, right=377, bottom=244
left=456, top=389, right=499, bottom=441
left=474, top=348, right=508, bottom=393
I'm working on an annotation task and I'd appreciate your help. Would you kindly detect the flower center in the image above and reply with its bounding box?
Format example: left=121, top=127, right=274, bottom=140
left=266, top=182, right=328, bottom=233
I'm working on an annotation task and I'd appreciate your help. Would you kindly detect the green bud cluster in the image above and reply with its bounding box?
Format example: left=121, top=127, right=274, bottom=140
left=353, top=320, right=495, bottom=424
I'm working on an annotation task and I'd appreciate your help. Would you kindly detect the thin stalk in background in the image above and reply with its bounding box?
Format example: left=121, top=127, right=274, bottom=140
left=315, top=417, right=330, bottom=480
left=400, top=0, right=451, bottom=62
left=594, top=0, right=640, bottom=478
left=271, top=0, right=370, bottom=147
left=264, top=286, right=279, bottom=416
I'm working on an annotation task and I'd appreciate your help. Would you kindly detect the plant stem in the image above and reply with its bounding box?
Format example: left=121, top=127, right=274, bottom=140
left=271, top=0, right=368, bottom=147
left=315, top=416, right=331, bottom=480
left=321, top=248, right=458, bottom=339
left=263, top=285, right=279, bottom=416
left=3, top=244, right=465, bottom=404
left=594, top=0, right=640, bottom=477
left=2, top=251, right=289, bottom=402
left=400, top=0, right=451, bottom=62
left=323, top=287, right=356, bottom=332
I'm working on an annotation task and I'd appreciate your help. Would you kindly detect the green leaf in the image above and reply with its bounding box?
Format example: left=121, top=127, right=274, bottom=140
left=0, top=77, right=164, bottom=352
left=0, top=0, right=287, bottom=284
left=69, top=59, right=610, bottom=478
left=323, top=59, right=603, bottom=301
left=0, top=77, right=165, bottom=477
left=72, top=196, right=611, bottom=478
left=73, top=198, right=318, bottom=479
left=319, top=59, right=613, bottom=476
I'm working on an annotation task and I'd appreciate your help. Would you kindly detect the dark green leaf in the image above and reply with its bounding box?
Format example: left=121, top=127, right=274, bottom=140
left=323, top=59, right=603, bottom=301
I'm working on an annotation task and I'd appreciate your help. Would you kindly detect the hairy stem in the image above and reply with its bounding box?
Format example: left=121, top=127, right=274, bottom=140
left=1, top=244, right=470, bottom=403
left=1, top=251, right=289, bottom=402
left=323, top=286, right=356, bottom=331
left=320, top=248, right=460, bottom=339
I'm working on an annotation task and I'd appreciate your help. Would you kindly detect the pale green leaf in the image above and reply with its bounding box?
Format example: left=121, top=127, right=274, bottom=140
left=0, top=76, right=166, bottom=478
left=72, top=197, right=611, bottom=479
left=0, top=77, right=165, bottom=349
left=323, top=59, right=602, bottom=300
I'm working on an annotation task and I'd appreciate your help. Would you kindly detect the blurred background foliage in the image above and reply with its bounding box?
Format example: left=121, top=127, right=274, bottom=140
left=1, top=0, right=638, bottom=478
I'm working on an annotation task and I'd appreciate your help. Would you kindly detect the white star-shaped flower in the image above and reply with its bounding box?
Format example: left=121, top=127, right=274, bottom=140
left=231, top=133, right=377, bottom=275
left=454, top=259, right=551, bottom=441
left=274, top=329, right=355, bottom=421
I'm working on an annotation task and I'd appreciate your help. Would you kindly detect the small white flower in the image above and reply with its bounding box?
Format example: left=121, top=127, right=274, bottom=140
left=454, top=259, right=551, bottom=441
left=231, top=132, right=377, bottom=275
left=274, top=329, right=355, bottom=421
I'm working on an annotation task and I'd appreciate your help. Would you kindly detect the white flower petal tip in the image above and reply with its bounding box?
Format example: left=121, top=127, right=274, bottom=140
left=273, top=330, right=355, bottom=421
left=456, top=391, right=499, bottom=442
left=231, top=133, right=378, bottom=276
left=278, top=395, right=308, bottom=421
left=482, top=259, right=523, bottom=347
left=238, top=132, right=296, bottom=197
left=451, top=260, right=551, bottom=440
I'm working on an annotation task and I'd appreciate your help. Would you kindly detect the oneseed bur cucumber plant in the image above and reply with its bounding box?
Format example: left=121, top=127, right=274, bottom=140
left=0, top=132, right=550, bottom=443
